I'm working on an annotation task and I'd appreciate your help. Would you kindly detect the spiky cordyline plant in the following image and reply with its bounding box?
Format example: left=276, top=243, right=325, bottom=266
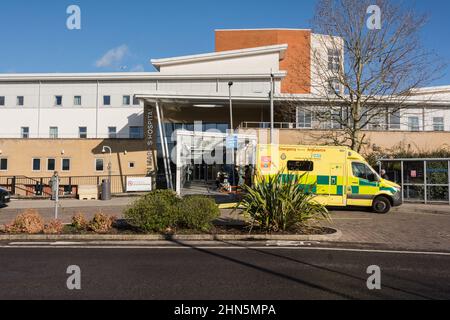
left=240, top=171, right=330, bottom=233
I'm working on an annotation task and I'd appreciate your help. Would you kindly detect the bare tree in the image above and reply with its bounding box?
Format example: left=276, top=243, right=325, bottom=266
left=282, top=0, right=444, bottom=152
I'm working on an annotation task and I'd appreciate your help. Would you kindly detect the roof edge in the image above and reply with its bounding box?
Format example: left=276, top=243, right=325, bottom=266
left=151, top=44, right=289, bottom=68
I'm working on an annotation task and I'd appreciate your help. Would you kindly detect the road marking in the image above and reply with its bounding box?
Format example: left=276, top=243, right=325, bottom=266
left=266, top=241, right=321, bottom=247
left=2, top=243, right=450, bottom=256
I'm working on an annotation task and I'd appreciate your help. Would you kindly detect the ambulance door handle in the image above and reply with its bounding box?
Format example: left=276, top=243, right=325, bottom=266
left=351, top=182, right=358, bottom=185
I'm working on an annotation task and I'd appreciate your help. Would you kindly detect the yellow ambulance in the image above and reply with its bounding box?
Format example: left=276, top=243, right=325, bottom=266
left=257, top=144, right=402, bottom=214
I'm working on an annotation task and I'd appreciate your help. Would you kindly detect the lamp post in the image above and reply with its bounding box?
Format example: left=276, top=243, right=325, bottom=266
left=102, top=146, right=112, bottom=180
left=228, top=81, right=237, bottom=192
left=270, top=73, right=275, bottom=144
left=102, top=146, right=112, bottom=200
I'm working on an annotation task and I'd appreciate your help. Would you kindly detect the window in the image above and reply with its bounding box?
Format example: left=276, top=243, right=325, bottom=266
left=95, top=159, right=104, bottom=172
left=108, top=127, right=117, bottom=139
left=433, top=117, right=445, bottom=131
left=287, top=161, right=314, bottom=172
left=103, top=96, right=111, bottom=106
left=133, top=96, right=140, bottom=105
left=328, top=49, right=341, bottom=72
left=21, top=127, right=29, bottom=138
left=55, top=96, right=63, bottom=106
left=49, top=127, right=58, bottom=139
left=408, top=117, right=420, bottom=132
left=0, top=96, right=5, bottom=106
left=129, top=126, right=143, bottom=139
left=297, top=108, right=312, bottom=128
left=331, top=108, right=342, bottom=129
left=79, top=127, right=87, bottom=139
left=352, top=162, right=378, bottom=181
left=0, top=158, right=7, bottom=171
left=32, top=158, right=41, bottom=171
left=17, top=96, right=24, bottom=106
left=74, top=96, right=82, bottom=106
left=123, top=95, right=131, bottom=105
left=62, top=159, right=71, bottom=171
left=389, top=110, right=401, bottom=130
left=129, top=162, right=135, bottom=169
left=328, top=78, right=341, bottom=95
left=47, top=158, right=56, bottom=171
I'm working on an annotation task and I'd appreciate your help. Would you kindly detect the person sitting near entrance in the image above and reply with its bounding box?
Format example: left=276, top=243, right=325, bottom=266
left=216, top=166, right=226, bottom=189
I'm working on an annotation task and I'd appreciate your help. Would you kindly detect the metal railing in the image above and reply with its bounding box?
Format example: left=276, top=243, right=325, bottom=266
left=378, top=158, right=450, bottom=205
left=0, top=174, right=147, bottom=198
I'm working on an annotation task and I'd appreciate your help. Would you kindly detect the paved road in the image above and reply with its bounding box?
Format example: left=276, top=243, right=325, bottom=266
left=1, top=199, right=450, bottom=252
left=0, top=243, right=449, bottom=300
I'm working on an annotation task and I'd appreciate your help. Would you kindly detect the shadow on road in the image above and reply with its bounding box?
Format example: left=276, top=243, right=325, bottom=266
left=169, top=238, right=357, bottom=299
left=217, top=240, right=437, bottom=300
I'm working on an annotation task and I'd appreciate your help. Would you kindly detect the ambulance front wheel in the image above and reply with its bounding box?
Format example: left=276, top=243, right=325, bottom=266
left=372, top=196, right=391, bottom=214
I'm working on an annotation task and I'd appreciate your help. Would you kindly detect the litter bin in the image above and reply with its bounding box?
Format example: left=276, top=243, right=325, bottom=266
left=101, top=179, right=111, bottom=201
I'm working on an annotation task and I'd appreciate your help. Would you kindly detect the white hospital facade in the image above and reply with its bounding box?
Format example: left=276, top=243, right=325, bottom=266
left=0, top=29, right=450, bottom=193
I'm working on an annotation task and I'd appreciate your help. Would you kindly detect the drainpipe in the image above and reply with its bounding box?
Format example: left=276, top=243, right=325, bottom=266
left=96, top=81, right=99, bottom=138
left=37, top=81, right=41, bottom=138
left=270, top=72, right=275, bottom=144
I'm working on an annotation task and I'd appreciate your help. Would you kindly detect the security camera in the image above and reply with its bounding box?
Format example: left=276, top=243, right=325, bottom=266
left=228, top=81, right=234, bottom=86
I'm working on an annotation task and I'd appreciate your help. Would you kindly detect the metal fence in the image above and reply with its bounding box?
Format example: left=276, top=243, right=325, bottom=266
left=378, top=158, right=450, bottom=205
left=0, top=174, right=147, bottom=198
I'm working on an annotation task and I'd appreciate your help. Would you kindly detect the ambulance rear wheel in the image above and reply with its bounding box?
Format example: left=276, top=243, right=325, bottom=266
left=372, top=196, right=391, bottom=214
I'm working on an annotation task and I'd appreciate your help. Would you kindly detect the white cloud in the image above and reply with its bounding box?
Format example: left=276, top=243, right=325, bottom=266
left=130, top=64, right=145, bottom=72
left=95, top=45, right=129, bottom=68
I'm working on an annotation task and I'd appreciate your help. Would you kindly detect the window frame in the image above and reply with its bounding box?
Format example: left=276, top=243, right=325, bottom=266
left=352, top=162, right=379, bottom=182
left=122, top=95, right=131, bottom=106
left=21, top=127, right=30, bottom=139
left=103, top=95, right=111, bottom=106
left=108, top=126, right=117, bottom=139
left=49, top=126, right=59, bottom=139
left=47, top=158, right=56, bottom=172
left=74, top=95, right=82, bottom=106
left=61, top=158, right=71, bottom=172
left=55, top=95, right=63, bottom=106
left=32, top=158, right=41, bottom=172
left=0, top=158, right=8, bottom=171
left=287, top=160, right=314, bottom=172
left=129, top=126, right=143, bottom=139
left=296, top=108, right=312, bottom=129
left=17, top=96, right=24, bottom=106
left=408, top=116, right=420, bottom=132
left=95, top=158, right=105, bottom=172
left=79, top=126, right=88, bottom=139
left=433, top=117, right=445, bottom=132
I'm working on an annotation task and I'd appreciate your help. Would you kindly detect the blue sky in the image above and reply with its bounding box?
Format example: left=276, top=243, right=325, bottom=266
left=1, top=0, right=450, bottom=85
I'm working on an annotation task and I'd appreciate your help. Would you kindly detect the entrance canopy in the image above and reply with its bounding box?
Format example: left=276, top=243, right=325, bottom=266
left=174, top=130, right=257, bottom=195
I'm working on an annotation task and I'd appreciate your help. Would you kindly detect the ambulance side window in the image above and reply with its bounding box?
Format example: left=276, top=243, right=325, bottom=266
left=287, top=161, right=314, bottom=172
left=352, top=162, right=378, bottom=182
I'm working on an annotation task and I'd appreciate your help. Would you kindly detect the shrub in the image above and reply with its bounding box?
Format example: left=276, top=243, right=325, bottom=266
left=240, top=172, right=330, bottom=233
left=177, top=196, right=220, bottom=232
left=124, top=190, right=180, bottom=233
left=124, top=190, right=219, bottom=233
left=5, top=209, right=44, bottom=234
left=43, top=220, right=64, bottom=234
left=88, top=212, right=116, bottom=234
left=72, top=213, right=89, bottom=231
